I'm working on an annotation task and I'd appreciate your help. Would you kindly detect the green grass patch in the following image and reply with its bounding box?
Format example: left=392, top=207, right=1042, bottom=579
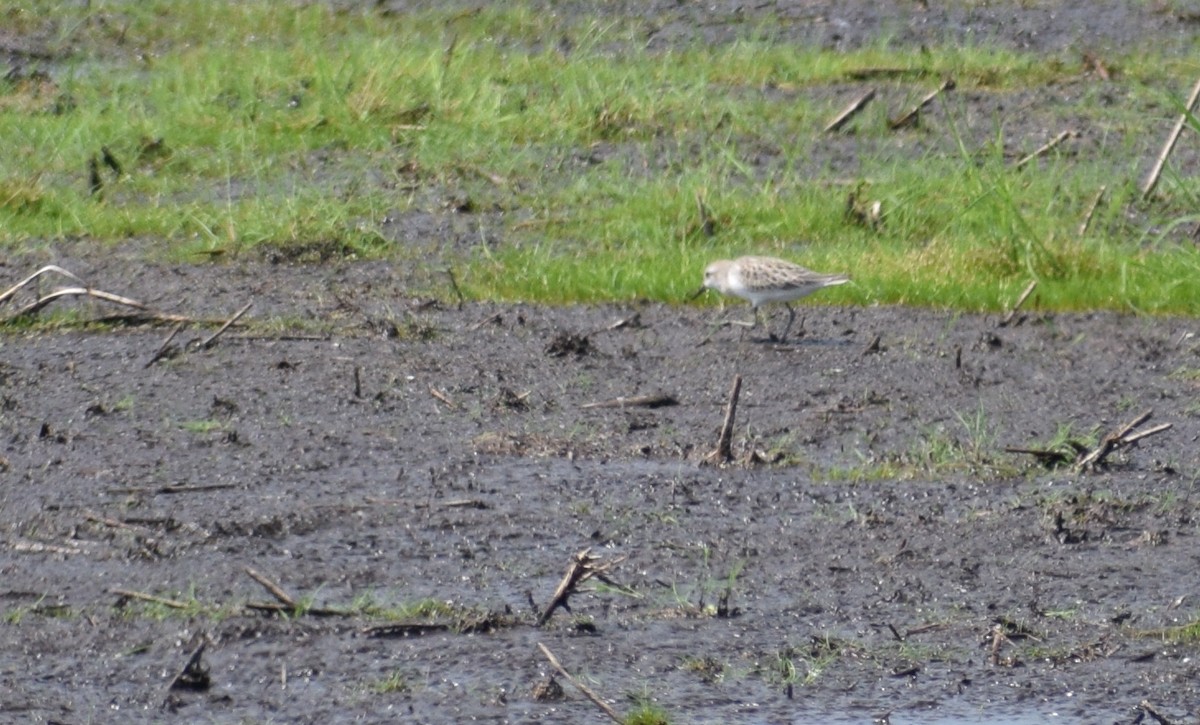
left=179, top=418, right=223, bottom=434
left=1137, top=617, right=1200, bottom=643
left=4, top=1, right=1200, bottom=312
left=368, top=669, right=412, bottom=695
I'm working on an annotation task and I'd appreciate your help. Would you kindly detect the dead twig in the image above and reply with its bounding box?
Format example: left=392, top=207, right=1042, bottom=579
left=244, top=601, right=353, bottom=617
left=0, top=265, right=84, bottom=305
left=111, top=588, right=191, bottom=610
left=165, top=638, right=211, bottom=697
left=604, top=313, right=643, bottom=331
left=244, top=567, right=295, bottom=607
left=580, top=392, right=678, bottom=410
left=145, top=321, right=186, bottom=368
left=824, top=88, right=876, bottom=133
left=861, top=333, right=883, bottom=355
left=1004, top=446, right=1077, bottom=468
left=362, top=622, right=453, bottom=638
left=1139, top=700, right=1177, bottom=725
left=429, top=386, right=456, bottom=409
left=536, top=642, right=623, bottom=724
left=10, top=287, right=149, bottom=318
left=84, top=512, right=144, bottom=530
left=1074, top=410, right=1172, bottom=473
left=538, top=548, right=628, bottom=626
left=1078, top=185, right=1107, bottom=237
left=703, top=374, right=742, bottom=465
left=199, top=301, right=252, bottom=349
left=1014, top=130, right=1077, bottom=170
left=2, top=265, right=176, bottom=322
left=999, top=279, right=1037, bottom=327
left=469, top=311, right=503, bottom=331
left=241, top=566, right=355, bottom=617
left=106, top=483, right=236, bottom=495
left=888, top=79, right=955, bottom=130
left=1142, top=76, right=1200, bottom=200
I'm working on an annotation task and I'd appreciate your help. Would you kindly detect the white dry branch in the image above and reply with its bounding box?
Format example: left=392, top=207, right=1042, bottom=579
left=1, top=264, right=192, bottom=323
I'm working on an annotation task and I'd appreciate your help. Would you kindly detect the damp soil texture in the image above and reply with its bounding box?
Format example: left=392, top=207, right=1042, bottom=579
left=6, top=2, right=1200, bottom=724
left=3, top=258, right=1200, bottom=724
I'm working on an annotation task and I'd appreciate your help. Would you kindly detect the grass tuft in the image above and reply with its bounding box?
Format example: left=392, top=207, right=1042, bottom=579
left=3, top=2, right=1200, bottom=312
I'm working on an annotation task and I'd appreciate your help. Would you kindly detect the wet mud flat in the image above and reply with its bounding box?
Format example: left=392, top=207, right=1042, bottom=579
left=2, top=257, right=1200, bottom=724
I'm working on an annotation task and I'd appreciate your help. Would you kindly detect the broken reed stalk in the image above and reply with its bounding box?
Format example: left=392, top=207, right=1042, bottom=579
left=1077, top=185, right=1107, bottom=237
left=164, top=638, right=211, bottom=703
left=145, top=321, right=186, bottom=368
left=1141, top=75, right=1200, bottom=200
left=824, top=88, right=876, bottom=133
left=1139, top=699, right=1176, bottom=725
left=538, top=548, right=627, bottom=626
left=243, top=566, right=295, bottom=607
left=1014, top=129, right=1077, bottom=170
left=1, top=264, right=195, bottom=323
left=11, top=287, right=149, bottom=318
left=536, top=643, right=623, bottom=724
left=705, top=374, right=742, bottom=464
left=0, top=265, right=84, bottom=305
left=200, top=301, right=252, bottom=349
left=580, top=392, right=679, bottom=410
left=429, top=386, right=456, bottom=409
left=888, top=79, right=955, bottom=130
left=999, top=280, right=1037, bottom=327
left=111, top=588, right=191, bottom=610
left=1074, top=409, right=1172, bottom=472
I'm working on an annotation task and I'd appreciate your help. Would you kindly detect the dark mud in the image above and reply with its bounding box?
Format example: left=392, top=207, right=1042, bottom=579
left=3, top=255, right=1200, bottom=724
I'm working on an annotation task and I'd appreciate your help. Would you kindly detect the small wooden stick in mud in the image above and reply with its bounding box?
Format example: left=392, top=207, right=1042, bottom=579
left=111, top=588, right=191, bottom=610
left=1074, top=409, right=1172, bottom=473
left=1014, top=129, right=1078, bottom=170
left=244, top=566, right=295, bottom=607
left=200, top=301, right=252, bottom=349
left=429, top=386, right=456, bottom=409
left=1141, top=76, right=1200, bottom=199
left=703, top=374, right=742, bottom=465
left=998, top=279, right=1037, bottom=327
left=824, top=88, right=876, bottom=133
left=861, top=333, right=883, bottom=356
left=888, top=78, right=955, bottom=130
left=468, top=311, right=503, bottom=332
left=580, top=392, right=678, bottom=410
left=536, top=643, right=623, bottom=724
left=165, top=638, right=211, bottom=695
left=145, top=321, right=186, bottom=368
left=538, top=548, right=628, bottom=626
left=1139, top=699, right=1178, bottom=725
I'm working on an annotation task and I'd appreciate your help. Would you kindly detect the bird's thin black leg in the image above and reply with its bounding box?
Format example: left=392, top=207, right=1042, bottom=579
left=779, top=304, right=796, bottom=342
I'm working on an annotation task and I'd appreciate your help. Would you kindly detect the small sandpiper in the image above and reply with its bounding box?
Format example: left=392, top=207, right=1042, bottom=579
left=693, top=255, right=849, bottom=342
